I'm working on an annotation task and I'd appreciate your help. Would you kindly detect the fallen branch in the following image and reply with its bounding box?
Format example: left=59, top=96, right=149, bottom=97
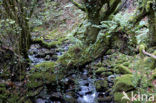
left=142, top=50, right=156, bottom=59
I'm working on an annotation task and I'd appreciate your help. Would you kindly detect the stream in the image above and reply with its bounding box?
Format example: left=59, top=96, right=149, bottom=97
left=28, top=42, right=115, bottom=103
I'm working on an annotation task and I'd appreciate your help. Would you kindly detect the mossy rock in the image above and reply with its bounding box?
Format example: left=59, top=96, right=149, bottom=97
left=101, top=72, right=112, bottom=77
left=115, top=64, right=132, bottom=74
left=32, top=37, right=66, bottom=49
left=34, top=61, right=56, bottom=70
left=95, top=67, right=107, bottom=74
left=95, top=79, right=108, bottom=91
left=113, top=74, right=135, bottom=92
left=27, top=62, right=63, bottom=88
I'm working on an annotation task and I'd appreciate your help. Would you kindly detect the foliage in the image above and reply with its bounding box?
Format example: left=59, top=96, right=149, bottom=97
left=0, top=19, right=21, bottom=49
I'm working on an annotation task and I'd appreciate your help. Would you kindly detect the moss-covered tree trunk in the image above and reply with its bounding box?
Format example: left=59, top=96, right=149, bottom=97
left=128, top=0, right=156, bottom=47
left=148, top=6, right=156, bottom=46
left=19, top=21, right=31, bottom=58
left=71, top=0, right=122, bottom=44
left=1, top=0, right=37, bottom=58
left=84, top=8, right=101, bottom=44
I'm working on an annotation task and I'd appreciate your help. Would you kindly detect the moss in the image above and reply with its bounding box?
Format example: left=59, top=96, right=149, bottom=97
left=139, top=44, right=146, bottom=58
left=101, top=72, right=112, bottom=77
left=27, top=62, right=63, bottom=89
left=27, top=62, right=55, bottom=88
left=115, top=64, right=132, bottom=74
left=7, top=94, right=19, bottom=103
left=114, top=92, right=131, bottom=103
left=25, top=99, right=33, bottom=103
left=58, top=33, right=110, bottom=68
left=26, top=87, right=43, bottom=97
left=32, top=37, right=67, bottom=49
left=95, top=79, right=108, bottom=91
left=113, top=74, right=135, bottom=92
left=146, top=1, right=152, bottom=12
left=95, top=67, right=107, bottom=74
left=34, top=61, right=55, bottom=70
left=122, top=62, right=130, bottom=67
left=26, top=81, right=43, bottom=88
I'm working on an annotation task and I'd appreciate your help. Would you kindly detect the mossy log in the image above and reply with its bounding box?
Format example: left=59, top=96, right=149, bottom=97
left=58, top=33, right=111, bottom=70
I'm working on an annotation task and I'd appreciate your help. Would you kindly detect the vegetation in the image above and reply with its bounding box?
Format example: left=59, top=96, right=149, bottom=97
left=0, top=0, right=155, bottom=103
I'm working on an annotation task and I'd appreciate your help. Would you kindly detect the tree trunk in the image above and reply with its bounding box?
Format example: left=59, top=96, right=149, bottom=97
left=70, top=0, right=122, bottom=44
left=84, top=17, right=101, bottom=44
left=148, top=8, right=156, bottom=46
left=19, top=24, right=31, bottom=58
left=58, top=32, right=111, bottom=70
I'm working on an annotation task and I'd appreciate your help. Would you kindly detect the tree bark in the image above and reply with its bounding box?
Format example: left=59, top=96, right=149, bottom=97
left=148, top=6, right=156, bottom=46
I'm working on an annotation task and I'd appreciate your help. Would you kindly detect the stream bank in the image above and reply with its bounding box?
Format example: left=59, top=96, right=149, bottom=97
left=27, top=41, right=119, bottom=103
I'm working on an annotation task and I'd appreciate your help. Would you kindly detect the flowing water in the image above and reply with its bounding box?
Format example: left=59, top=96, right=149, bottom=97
left=28, top=43, right=114, bottom=103
left=77, top=70, right=98, bottom=103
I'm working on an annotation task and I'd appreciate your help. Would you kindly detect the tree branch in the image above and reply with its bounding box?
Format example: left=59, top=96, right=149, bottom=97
left=113, top=0, right=128, bottom=15
left=100, top=0, right=121, bottom=20
left=70, top=0, right=85, bottom=12
left=142, top=50, right=156, bottom=59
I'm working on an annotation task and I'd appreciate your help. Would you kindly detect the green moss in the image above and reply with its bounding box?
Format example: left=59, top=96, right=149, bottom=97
left=113, top=74, right=135, bottom=92
left=58, top=32, right=110, bottom=68
left=101, top=72, right=112, bottom=77
left=95, top=79, right=108, bottom=91
left=95, top=67, right=107, bottom=74
left=7, top=94, right=19, bottom=103
left=122, top=62, right=130, bottom=67
left=32, top=37, right=67, bottom=49
left=26, top=81, right=43, bottom=88
left=34, top=61, right=55, bottom=70
left=146, top=1, right=153, bottom=12
left=27, top=62, right=64, bottom=89
left=114, top=92, right=131, bottom=103
left=26, top=87, right=43, bottom=97
left=139, top=44, right=146, bottom=58
left=25, top=99, right=33, bottom=103
left=142, top=57, right=155, bottom=70
left=115, top=64, right=132, bottom=74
